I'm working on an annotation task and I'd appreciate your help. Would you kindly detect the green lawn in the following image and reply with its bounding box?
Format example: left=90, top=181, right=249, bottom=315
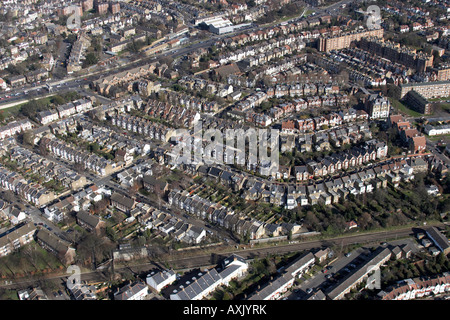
left=0, top=242, right=63, bottom=278
left=389, top=98, right=423, bottom=117
left=304, top=9, right=315, bottom=16
left=0, top=104, right=21, bottom=120
left=0, top=289, right=19, bottom=300
left=439, top=103, right=450, bottom=111
left=428, top=133, right=450, bottom=141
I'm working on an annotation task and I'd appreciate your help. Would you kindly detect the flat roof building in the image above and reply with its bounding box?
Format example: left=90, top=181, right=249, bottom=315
left=403, top=90, right=432, bottom=115
left=399, top=81, right=450, bottom=99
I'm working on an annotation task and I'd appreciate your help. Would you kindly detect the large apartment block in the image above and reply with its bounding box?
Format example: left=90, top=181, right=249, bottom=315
left=398, top=81, right=450, bottom=99
left=318, top=28, right=384, bottom=52
left=431, top=64, right=450, bottom=81
left=358, top=37, right=433, bottom=72
left=0, top=223, right=36, bottom=257
left=404, top=90, right=433, bottom=115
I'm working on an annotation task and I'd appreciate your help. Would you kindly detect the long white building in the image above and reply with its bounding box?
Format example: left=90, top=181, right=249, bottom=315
left=170, top=254, right=248, bottom=300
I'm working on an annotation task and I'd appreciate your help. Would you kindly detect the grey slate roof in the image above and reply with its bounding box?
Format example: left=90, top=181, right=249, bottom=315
left=114, top=281, right=147, bottom=300
left=171, top=268, right=222, bottom=300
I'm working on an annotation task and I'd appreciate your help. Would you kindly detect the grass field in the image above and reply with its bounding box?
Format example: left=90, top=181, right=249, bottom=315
left=389, top=98, right=423, bottom=117
left=0, top=242, right=63, bottom=278
left=0, top=104, right=21, bottom=119
left=0, top=94, right=57, bottom=124
left=428, top=133, right=450, bottom=142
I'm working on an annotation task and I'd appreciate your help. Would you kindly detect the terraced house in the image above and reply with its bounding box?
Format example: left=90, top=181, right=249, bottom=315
left=94, top=63, right=157, bottom=96
left=35, top=228, right=76, bottom=265
left=9, top=145, right=88, bottom=191
left=111, top=114, right=174, bottom=142
left=0, top=165, right=55, bottom=207
left=40, top=137, right=117, bottom=176
left=0, top=119, right=33, bottom=140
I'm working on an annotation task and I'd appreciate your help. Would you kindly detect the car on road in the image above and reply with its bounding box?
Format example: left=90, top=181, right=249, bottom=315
left=345, top=252, right=352, bottom=257
left=306, top=288, right=313, bottom=294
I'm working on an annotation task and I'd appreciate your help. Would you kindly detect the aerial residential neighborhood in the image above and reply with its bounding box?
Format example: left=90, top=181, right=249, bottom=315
left=0, top=0, right=448, bottom=311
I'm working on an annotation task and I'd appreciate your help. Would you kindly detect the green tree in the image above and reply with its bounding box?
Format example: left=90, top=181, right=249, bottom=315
left=105, top=226, right=118, bottom=242
left=22, top=130, right=35, bottom=146
left=51, top=95, right=66, bottom=106
left=83, top=52, right=99, bottom=68
left=20, top=99, right=50, bottom=118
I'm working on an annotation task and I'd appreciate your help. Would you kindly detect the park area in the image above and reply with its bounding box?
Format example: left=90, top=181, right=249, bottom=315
left=0, top=242, right=64, bottom=279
